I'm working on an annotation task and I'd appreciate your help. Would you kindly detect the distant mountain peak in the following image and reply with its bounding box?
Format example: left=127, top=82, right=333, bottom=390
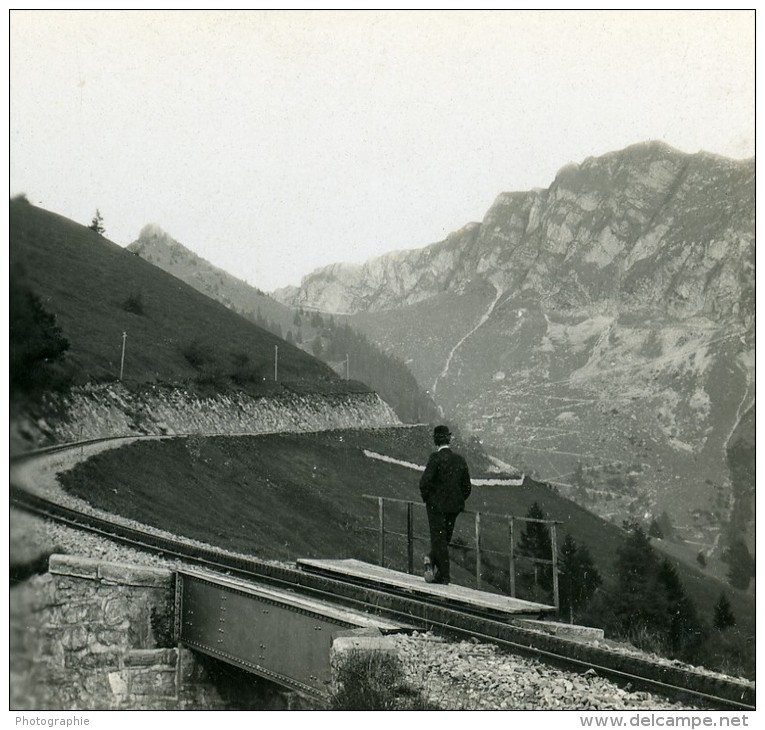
left=138, top=222, right=168, bottom=238
left=132, top=224, right=189, bottom=254
left=128, top=225, right=267, bottom=299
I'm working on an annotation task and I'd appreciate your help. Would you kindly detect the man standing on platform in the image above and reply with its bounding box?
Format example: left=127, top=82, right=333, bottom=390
left=419, top=425, right=472, bottom=585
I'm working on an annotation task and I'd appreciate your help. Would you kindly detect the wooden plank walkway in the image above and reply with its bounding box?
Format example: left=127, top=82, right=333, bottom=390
left=297, top=558, right=555, bottom=616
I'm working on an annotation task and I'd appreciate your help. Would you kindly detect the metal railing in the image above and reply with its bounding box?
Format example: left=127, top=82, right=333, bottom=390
left=362, top=494, right=561, bottom=608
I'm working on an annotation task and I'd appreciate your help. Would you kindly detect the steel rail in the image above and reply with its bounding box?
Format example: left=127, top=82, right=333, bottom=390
left=11, top=484, right=754, bottom=710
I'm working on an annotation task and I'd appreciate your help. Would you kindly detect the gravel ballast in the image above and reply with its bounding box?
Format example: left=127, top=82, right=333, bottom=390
left=395, top=633, right=700, bottom=710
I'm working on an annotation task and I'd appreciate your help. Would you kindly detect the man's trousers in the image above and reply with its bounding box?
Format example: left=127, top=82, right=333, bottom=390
left=426, top=504, right=459, bottom=583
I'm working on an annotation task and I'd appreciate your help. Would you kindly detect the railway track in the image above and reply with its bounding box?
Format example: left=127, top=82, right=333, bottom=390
left=10, top=475, right=755, bottom=711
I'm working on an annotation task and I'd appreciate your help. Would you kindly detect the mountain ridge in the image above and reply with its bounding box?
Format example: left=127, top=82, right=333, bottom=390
left=273, top=143, right=753, bottom=324
left=269, top=142, right=755, bottom=550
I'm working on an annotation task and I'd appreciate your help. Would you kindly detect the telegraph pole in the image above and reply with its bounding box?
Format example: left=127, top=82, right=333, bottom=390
left=119, top=332, right=127, bottom=380
left=345, top=353, right=350, bottom=381
left=274, top=345, right=279, bottom=381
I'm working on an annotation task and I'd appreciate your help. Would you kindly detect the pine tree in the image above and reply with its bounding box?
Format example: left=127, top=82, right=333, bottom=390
left=656, top=511, right=674, bottom=539
left=559, top=534, right=602, bottom=623
left=88, top=209, right=105, bottom=235
left=611, top=526, right=705, bottom=659
left=612, top=524, right=664, bottom=635
left=713, top=593, right=735, bottom=631
left=518, top=502, right=553, bottom=590
left=648, top=518, right=664, bottom=539
left=657, top=558, right=704, bottom=656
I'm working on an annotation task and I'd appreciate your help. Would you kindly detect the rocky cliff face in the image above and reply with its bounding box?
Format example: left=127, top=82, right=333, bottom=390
left=275, top=143, right=753, bottom=323
left=273, top=223, right=482, bottom=314
left=273, top=143, right=755, bottom=548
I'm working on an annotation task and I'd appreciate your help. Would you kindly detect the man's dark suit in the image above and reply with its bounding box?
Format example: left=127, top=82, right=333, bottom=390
left=419, top=447, right=472, bottom=583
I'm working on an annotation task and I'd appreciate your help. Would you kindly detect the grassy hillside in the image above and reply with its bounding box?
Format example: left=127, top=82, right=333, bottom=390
left=10, top=199, right=355, bottom=395
left=59, top=426, right=754, bottom=676
left=126, top=226, right=439, bottom=423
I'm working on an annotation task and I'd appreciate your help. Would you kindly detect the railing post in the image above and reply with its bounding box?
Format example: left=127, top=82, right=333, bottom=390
left=551, top=523, right=559, bottom=610
left=509, top=517, right=516, bottom=598
left=475, top=512, right=482, bottom=590
left=378, top=497, right=385, bottom=566
left=406, top=502, right=414, bottom=574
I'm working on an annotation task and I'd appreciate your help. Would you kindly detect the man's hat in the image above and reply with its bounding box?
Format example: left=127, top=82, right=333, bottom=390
left=433, top=425, right=452, bottom=441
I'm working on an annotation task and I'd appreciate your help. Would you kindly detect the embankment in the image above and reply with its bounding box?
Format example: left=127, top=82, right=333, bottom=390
left=12, top=383, right=401, bottom=449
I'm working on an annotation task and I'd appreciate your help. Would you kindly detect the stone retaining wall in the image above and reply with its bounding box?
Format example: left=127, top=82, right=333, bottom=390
left=10, top=555, right=257, bottom=710
left=15, top=383, right=401, bottom=448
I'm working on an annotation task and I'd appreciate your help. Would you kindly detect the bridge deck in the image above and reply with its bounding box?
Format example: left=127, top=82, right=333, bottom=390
left=176, top=567, right=411, bottom=700
left=180, top=566, right=407, bottom=631
left=297, top=558, right=556, bottom=616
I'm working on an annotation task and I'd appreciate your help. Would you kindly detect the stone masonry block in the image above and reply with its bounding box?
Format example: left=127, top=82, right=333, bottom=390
left=59, top=603, right=93, bottom=624
left=107, top=672, right=129, bottom=696
left=94, top=629, right=129, bottom=647
left=129, top=668, right=177, bottom=697
left=82, top=673, right=112, bottom=696
left=49, top=555, right=100, bottom=580
left=102, top=596, right=129, bottom=626
left=60, top=626, right=89, bottom=651
left=65, top=651, right=120, bottom=670
left=178, top=647, right=205, bottom=683
left=331, top=635, right=400, bottom=664
left=98, top=562, right=173, bottom=588
left=123, top=648, right=178, bottom=667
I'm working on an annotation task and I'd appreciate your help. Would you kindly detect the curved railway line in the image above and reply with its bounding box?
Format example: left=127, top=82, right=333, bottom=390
left=10, top=442, right=756, bottom=711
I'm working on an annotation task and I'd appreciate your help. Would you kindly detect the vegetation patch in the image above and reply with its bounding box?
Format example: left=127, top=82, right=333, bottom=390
left=121, top=291, right=145, bottom=316
left=331, top=650, right=437, bottom=710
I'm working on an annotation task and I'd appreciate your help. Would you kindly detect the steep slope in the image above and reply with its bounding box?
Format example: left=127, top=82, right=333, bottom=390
left=9, top=199, right=345, bottom=393
left=127, top=224, right=296, bottom=334
left=272, top=143, right=755, bottom=548
left=127, top=225, right=439, bottom=423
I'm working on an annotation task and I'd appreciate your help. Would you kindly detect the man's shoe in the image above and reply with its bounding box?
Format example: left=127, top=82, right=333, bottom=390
left=423, top=556, right=436, bottom=583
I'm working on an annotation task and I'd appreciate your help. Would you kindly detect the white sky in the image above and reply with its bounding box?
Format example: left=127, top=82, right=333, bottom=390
left=10, top=9, right=755, bottom=292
